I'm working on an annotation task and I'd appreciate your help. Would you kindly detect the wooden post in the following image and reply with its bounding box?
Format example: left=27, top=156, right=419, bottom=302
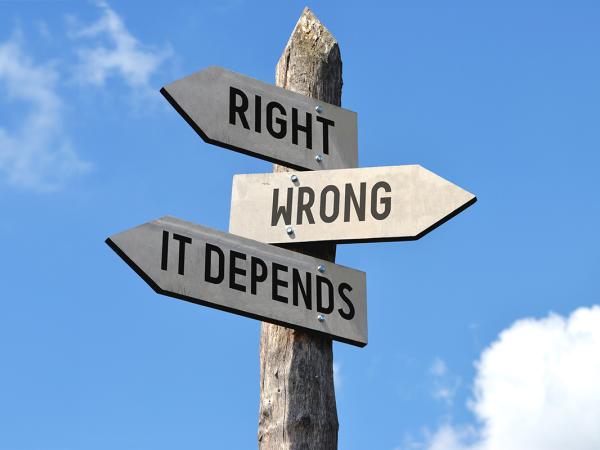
left=258, top=7, right=342, bottom=450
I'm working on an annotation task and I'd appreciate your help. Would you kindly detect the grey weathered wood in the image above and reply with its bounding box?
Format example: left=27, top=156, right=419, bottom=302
left=258, top=7, right=341, bottom=450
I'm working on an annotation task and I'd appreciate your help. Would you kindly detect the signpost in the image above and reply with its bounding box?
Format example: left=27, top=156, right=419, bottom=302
left=229, top=165, right=476, bottom=244
left=106, top=216, right=367, bottom=347
left=106, top=7, right=477, bottom=449
left=161, top=66, right=358, bottom=171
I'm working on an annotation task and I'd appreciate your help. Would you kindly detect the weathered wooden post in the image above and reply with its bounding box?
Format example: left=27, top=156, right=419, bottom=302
left=108, top=7, right=476, bottom=449
left=258, top=7, right=341, bottom=450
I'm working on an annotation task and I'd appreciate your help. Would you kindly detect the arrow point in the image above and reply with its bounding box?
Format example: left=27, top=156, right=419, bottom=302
left=105, top=229, right=164, bottom=296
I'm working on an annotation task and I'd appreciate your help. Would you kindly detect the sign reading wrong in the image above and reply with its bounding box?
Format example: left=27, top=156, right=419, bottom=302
left=161, top=66, right=358, bottom=171
left=106, top=216, right=367, bottom=347
left=229, top=165, right=477, bottom=244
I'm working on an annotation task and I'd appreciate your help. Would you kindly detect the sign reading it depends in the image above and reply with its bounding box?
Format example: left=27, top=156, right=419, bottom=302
left=229, top=165, right=476, bottom=244
left=106, top=216, right=367, bottom=347
left=161, top=67, right=358, bottom=171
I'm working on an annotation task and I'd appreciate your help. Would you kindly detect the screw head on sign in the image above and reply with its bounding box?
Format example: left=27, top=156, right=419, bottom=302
left=286, top=226, right=294, bottom=235
left=290, top=174, right=298, bottom=182
left=317, top=314, right=325, bottom=322
left=317, top=264, right=326, bottom=273
left=315, top=105, right=323, bottom=113
left=315, top=154, right=324, bottom=163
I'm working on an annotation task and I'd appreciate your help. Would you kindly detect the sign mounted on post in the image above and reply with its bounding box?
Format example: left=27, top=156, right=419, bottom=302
left=229, top=165, right=476, bottom=244
left=106, top=216, right=367, bottom=347
left=161, top=66, right=358, bottom=171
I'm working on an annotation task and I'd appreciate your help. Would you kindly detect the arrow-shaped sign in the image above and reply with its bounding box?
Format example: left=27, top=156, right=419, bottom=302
left=229, top=165, right=476, bottom=244
left=161, top=66, right=358, bottom=171
left=106, top=216, right=367, bottom=347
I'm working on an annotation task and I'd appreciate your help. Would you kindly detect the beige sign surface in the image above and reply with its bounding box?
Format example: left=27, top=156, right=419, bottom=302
left=229, top=165, right=476, bottom=244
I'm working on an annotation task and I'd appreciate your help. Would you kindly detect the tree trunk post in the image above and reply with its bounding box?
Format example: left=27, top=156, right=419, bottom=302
left=258, top=7, right=342, bottom=450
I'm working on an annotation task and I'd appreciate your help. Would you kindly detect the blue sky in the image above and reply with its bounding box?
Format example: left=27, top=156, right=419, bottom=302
left=1, top=1, right=599, bottom=449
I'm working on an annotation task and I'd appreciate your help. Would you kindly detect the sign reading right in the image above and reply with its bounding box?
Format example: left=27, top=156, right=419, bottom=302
left=229, top=165, right=476, bottom=244
left=161, top=66, right=358, bottom=171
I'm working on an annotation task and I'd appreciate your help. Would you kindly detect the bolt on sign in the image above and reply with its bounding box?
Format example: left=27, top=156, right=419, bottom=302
left=161, top=66, right=358, bottom=171
left=106, top=216, right=368, bottom=347
left=229, top=165, right=476, bottom=244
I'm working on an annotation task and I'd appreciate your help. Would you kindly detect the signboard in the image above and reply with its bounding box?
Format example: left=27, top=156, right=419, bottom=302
left=229, top=165, right=476, bottom=244
left=106, top=216, right=367, bottom=347
left=161, top=66, right=358, bottom=171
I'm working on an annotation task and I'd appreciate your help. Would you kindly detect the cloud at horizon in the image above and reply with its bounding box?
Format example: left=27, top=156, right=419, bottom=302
left=411, top=305, right=600, bottom=450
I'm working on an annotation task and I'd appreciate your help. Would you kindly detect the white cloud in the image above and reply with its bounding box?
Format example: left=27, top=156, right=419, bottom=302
left=70, top=1, right=171, bottom=93
left=422, top=426, right=478, bottom=450
left=429, top=357, right=460, bottom=406
left=417, top=306, right=600, bottom=450
left=0, top=34, right=90, bottom=191
left=430, top=357, right=447, bottom=377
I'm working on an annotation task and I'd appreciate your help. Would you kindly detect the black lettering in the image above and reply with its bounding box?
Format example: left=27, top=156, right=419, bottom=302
left=172, top=233, right=192, bottom=276
left=316, top=116, right=334, bottom=155
left=337, top=282, right=355, bottom=320
left=250, top=257, right=268, bottom=295
left=371, top=181, right=392, bottom=220
left=205, top=243, right=225, bottom=284
left=271, top=188, right=294, bottom=226
left=254, top=94, right=262, bottom=133
left=292, top=269, right=312, bottom=309
left=228, top=87, right=250, bottom=130
left=296, top=186, right=316, bottom=225
left=316, top=276, right=334, bottom=314
left=344, top=182, right=366, bottom=222
left=161, top=230, right=169, bottom=271
left=292, top=108, right=312, bottom=149
left=272, top=263, right=288, bottom=303
left=229, top=251, right=246, bottom=292
left=320, top=185, right=340, bottom=223
left=266, top=101, right=287, bottom=139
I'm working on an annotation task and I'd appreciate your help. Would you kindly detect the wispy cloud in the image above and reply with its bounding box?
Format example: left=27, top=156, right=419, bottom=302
left=407, top=305, right=600, bottom=450
left=0, top=1, right=173, bottom=192
left=430, top=357, right=447, bottom=377
left=429, top=357, right=461, bottom=406
left=69, top=1, right=172, bottom=95
left=0, top=33, right=90, bottom=191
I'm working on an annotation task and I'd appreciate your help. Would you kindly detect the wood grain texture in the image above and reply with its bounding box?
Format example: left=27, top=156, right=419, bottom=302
left=258, top=7, right=342, bottom=450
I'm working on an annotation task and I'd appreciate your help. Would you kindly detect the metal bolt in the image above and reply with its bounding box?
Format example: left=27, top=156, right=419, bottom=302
left=315, top=105, right=323, bottom=113
left=317, top=264, right=326, bottom=273
left=315, top=154, right=324, bottom=163
left=286, top=226, right=294, bottom=235
left=290, top=174, right=298, bottom=182
left=317, top=314, right=325, bottom=322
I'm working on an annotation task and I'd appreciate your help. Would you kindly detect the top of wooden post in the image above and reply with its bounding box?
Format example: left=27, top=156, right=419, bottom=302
left=276, top=7, right=342, bottom=106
